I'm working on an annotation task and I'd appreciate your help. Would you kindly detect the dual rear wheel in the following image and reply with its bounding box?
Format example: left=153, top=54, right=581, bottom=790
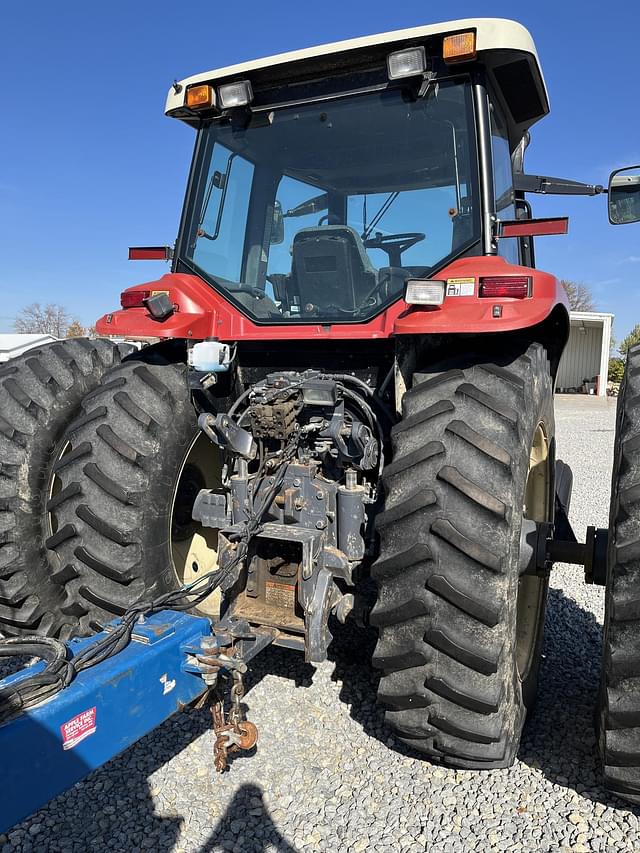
left=0, top=341, right=220, bottom=639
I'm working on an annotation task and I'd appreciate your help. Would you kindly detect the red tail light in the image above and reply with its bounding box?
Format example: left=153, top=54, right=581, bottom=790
left=479, top=276, right=531, bottom=299
left=120, top=290, right=151, bottom=309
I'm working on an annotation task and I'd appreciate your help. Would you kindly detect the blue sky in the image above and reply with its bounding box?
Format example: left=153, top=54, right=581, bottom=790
left=1, top=1, right=639, bottom=348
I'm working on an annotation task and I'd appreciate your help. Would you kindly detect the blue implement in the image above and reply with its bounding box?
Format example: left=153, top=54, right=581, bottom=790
left=0, top=610, right=211, bottom=834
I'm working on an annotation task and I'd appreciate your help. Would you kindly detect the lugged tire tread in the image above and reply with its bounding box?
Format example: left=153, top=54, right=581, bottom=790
left=445, top=419, right=512, bottom=468
left=455, top=382, right=519, bottom=426
left=371, top=343, right=553, bottom=769
left=431, top=518, right=502, bottom=572
left=437, top=465, right=507, bottom=518
left=45, top=359, right=201, bottom=636
left=375, top=489, right=437, bottom=528
left=599, top=344, right=640, bottom=802
left=0, top=337, right=122, bottom=637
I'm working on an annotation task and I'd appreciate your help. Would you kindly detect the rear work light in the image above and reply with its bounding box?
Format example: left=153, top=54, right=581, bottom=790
left=218, top=80, right=253, bottom=108
left=443, top=32, right=477, bottom=63
left=120, top=290, right=151, bottom=309
left=387, top=46, right=427, bottom=80
left=404, top=279, right=446, bottom=306
left=479, top=276, right=531, bottom=299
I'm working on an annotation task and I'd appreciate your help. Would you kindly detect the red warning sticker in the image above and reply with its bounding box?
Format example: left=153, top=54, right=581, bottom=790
left=60, top=707, right=97, bottom=750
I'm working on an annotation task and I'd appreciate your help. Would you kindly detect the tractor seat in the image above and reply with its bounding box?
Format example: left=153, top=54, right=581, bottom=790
left=291, top=226, right=377, bottom=314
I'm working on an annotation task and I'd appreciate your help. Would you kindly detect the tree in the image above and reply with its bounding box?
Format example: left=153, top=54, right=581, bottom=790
left=65, top=320, right=86, bottom=338
left=609, top=357, right=625, bottom=383
left=560, top=280, right=595, bottom=312
left=620, top=324, right=640, bottom=357
left=14, top=303, right=74, bottom=338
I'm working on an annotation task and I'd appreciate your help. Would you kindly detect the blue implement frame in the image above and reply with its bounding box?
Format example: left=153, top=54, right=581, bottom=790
left=0, top=611, right=211, bottom=834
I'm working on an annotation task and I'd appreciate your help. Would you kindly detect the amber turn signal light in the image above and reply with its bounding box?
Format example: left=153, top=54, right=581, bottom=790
left=185, top=84, right=215, bottom=109
left=443, top=32, right=477, bottom=63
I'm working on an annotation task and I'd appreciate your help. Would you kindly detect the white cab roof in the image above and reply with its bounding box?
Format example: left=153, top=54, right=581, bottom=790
left=166, top=18, right=547, bottom=120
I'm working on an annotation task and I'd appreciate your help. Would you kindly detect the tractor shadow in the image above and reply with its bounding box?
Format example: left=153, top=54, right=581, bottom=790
left=1, top=633, right=315, bottom=850
left=328, top=584, right=640, bottom=811
left=519, top=586, right=640, bottom=813
left=1, top=709, right=199, bottom=850
left=198, top=782, right=297, bottom=852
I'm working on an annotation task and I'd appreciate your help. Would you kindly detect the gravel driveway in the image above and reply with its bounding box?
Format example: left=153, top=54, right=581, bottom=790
left=2, top=394, right=639, bottom=853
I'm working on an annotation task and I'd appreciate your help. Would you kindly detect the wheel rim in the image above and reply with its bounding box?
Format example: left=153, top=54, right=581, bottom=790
left=170, top=433, right=223, bottom=618
left=48, top=431, right=222, bottom=618
left=516, top=422, right=550, bottom=680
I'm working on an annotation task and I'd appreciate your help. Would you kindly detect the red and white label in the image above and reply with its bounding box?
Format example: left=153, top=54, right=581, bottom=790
left=60, top=707, right=97, bottom=750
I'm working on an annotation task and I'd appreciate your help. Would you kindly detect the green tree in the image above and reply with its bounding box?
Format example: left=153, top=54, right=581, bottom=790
left=620, top=324, right=640, bottom=357
left=609, top=357, right=625, bottom=383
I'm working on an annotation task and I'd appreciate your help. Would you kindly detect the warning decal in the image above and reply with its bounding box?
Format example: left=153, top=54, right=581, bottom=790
left=446, top=277, right=475, bottom=297
left=61, top=707, right=97, bottom=750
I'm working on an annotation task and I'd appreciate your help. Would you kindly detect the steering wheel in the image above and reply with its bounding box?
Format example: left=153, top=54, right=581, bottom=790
left=363, top=231, right=426, bottom=267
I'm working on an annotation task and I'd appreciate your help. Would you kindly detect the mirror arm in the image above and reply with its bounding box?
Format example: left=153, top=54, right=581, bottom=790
left=514, top=173, right=605, bottom=196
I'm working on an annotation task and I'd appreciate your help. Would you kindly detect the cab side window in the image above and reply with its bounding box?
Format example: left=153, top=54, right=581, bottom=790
left=190, top=143, right=255, bottom=283
left=490, top=103, right=519, bottom=265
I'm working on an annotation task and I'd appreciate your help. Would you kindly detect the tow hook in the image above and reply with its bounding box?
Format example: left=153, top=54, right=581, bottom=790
left=183, top=616, right=275, bottom=771
left=211, top=670, right=259, bottom=772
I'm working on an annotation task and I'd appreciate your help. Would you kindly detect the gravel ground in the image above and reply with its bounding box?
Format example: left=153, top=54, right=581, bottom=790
left=3, top=393, right=639, bottom=853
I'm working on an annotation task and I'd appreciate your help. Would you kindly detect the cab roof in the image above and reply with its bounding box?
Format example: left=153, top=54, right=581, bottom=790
left=166, top=18, right=549, bottom=141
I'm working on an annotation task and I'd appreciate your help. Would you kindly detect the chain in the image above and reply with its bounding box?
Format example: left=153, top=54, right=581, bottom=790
left=229, top=671, right=245, bottom=727
left=209, top=670, right=256, bottom=772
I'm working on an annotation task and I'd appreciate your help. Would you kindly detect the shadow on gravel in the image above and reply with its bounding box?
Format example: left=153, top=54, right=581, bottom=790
left=328, top=616, right=427, bottom=761
left=199, top=783, right=297, bottom=852
left=519, top=587, right=639, bottom=812
left=327, top=584, right=640, bottom=809
left=3, top=705, right=213, bottom=850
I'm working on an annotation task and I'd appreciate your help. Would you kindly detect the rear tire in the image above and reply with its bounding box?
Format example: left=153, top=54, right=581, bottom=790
left=46, top=360, right=222, bottom=638
left=371, top=343, right=554, bottom=768
left=0, top=338, right=122, bottom=636
left=598, top=344, right=640, bottom=803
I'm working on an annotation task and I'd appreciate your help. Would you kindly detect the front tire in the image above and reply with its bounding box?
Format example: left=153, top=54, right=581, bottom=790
left=371, top=343, right=554, bottom=768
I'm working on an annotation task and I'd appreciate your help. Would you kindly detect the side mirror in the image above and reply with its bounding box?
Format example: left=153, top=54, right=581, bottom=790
left=608, top=165, right=640, bottom=225
left=270, top=201, right=285, bottom=244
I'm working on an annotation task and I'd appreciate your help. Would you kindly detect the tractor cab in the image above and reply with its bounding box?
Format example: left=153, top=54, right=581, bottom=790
left=164, top=19, right=549, bottom=324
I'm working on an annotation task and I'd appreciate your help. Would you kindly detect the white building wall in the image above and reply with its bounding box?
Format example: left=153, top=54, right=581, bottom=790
left=556, top=312, right=613, bottom=396
left=557, top=326, right=603, bottom=389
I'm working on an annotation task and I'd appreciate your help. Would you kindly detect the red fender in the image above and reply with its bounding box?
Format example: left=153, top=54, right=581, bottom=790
left=96, top=256, right=569, bottom=342
left=393, top=256, right=570, bottom=335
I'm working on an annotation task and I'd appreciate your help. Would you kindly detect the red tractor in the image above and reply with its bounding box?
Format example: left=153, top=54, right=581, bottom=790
left=2, top=18, right=640, bottom=799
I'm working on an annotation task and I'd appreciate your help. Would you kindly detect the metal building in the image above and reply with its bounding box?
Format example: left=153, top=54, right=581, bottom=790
left=556, top=311, right=614, bottom=397
left=0, top=334, right=58, bottom=363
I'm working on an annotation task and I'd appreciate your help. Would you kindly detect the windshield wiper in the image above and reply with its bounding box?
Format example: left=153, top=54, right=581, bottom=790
left=284, top=193, right=328, bottom=218
left=362, top=191, right=399, bottom=240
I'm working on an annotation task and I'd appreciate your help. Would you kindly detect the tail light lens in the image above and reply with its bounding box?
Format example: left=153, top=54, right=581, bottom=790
left=120, top=290, right=151, bottom=309
left=479, top=276, right=531, bottom=299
